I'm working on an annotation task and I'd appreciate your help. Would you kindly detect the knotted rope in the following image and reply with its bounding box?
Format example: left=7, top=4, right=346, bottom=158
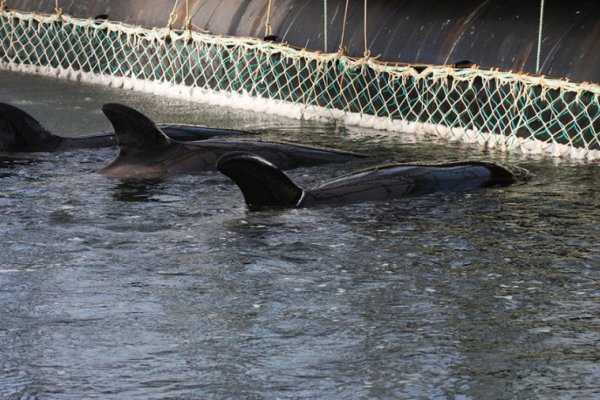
left=337, top=0, right=350, bottom=55
left=265, top=0, right=273, bottom=37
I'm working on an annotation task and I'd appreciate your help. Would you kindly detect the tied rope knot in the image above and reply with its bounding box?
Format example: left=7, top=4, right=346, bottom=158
left=54, top=0, right=62, bottom=18
left=167, top=0, right=194, bottom=31
left=166, top=12, right=178, bottom=30
left=264, top=0, right=274, bottom=38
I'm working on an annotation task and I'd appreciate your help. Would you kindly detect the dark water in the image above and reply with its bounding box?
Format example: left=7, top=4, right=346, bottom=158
left=0, top=71, right=599, bottom=399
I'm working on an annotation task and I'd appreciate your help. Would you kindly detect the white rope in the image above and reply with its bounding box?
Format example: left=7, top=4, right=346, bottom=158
left=363, top=0, right=369, bottom=57
left=265, top=0, right=273, bottom=37
left=167, top=0, right=179, bottom=29
left=54, top=0, right=62, bottom=15
left=3, top=7, right=600, bottom=161
left=323, top=0, right=328, bottom=52
left=536, top=0, right=545, bottom=74
left=338, top=0, right=349, bottom=54
left=185, top=0, right=191, bottom=30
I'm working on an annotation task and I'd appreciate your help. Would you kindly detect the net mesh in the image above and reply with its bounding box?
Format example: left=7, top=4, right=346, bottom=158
left=1, top=8, right=599, bottom=160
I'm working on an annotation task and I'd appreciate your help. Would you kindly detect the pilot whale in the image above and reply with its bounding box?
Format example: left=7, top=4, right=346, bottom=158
left=0, top=154, right=38, bottom=166
left=98, top=103, right=362, bottom=179
left=216, top=152, right=526, bottom=209
left=0, top=102, right=246, bottom=152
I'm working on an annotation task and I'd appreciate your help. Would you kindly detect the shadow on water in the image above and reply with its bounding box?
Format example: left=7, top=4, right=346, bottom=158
left=111, top=178, right=166, bottom=202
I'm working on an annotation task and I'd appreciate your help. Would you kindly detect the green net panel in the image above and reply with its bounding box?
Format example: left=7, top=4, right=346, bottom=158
left=1, top=9, right=599, bottom=160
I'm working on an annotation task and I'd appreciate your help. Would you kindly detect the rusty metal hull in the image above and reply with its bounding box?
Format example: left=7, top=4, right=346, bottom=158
left=4, top=0, right=600, bottom=82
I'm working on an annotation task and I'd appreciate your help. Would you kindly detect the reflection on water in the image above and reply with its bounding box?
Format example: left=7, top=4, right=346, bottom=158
left=111, top=179, right=168, bottom=202
left=0, top=71, right=598, bottom=399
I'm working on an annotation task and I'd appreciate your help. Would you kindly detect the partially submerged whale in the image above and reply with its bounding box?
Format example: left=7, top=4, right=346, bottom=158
left=0, top=102, right=246, bottom=152
left=98, top=103, right=362, bottom=179
left=216, top=152, right=527, bottom=209
left=0, top=154, right=38, bottom=166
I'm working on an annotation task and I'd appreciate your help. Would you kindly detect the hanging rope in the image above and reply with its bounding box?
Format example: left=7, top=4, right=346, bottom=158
left=265, top=0, right=273, bottom=37
left=323, top=0, right=328, bottom=52
left=536, top=0, right=545, bottom=74
left=0, top=0, right=6, bottom=12
left=185, top=0, right=192, bottom=30
left=363, top=0, right=370, bottom=57
left=3, top=8, right=600, bottom=161
left=167, top=0, right=180, bottom=29
left=338, top=0, right=350, bottom=55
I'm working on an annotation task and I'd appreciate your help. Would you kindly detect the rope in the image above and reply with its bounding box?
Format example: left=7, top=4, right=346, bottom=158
left=167, top=0, right=179, bottom=29
left=185, top=0, right=192, bottom=30
left=2, top=9, right=600, bottom=160
left=363, top=0, right=370, bottom=57
left=265, top=0, right=273, bottom=37
left=338, top=0, right=350, bottom=54
left=54, top=0, right=62, bottom=16
left=0, top=0, right=6, bottom=11
left=536, top=0, right=545, bottom=74
left=167, top=0, right=193, bottom=31
left=323, top=0, right=328, bottom=52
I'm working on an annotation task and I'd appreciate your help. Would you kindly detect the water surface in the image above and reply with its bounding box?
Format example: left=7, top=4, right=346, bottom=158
left=0, top=71, right=598, bottom=399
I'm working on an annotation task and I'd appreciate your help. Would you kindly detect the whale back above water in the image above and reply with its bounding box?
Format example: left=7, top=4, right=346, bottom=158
left=0, top=103, right=249, bottom=153
left=99, top=103, right=362, bottom=179
left=0, top=103, right=62, bottom=151
left=304, top=161, right=519, bottom=206
left=216, top=152, right=526, bottom=209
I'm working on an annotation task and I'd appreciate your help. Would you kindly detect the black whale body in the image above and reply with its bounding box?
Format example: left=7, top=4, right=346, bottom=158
left=98, top=103, right=362, bottom=179
left=0, top=102, right=246, bottom=152
left=0, top=154, right=38, bottom=166
left=216, top=152, right=527, bottom=209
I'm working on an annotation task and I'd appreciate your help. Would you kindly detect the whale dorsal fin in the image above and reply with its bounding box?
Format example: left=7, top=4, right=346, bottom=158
left=101, top=103, right=172, bottom=152
left=0, top=103, right=61, bottom=151
left=217, top=152, right=304, bottom=209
